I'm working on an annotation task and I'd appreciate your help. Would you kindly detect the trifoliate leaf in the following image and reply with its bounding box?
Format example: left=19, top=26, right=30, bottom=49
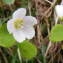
left=0, top=24, right=16, bottom=47
left=3, top=0, right=15, bottom=5
left=18, top=40, right=37, bottom=59
left=49, top=24, right=63, bottom=42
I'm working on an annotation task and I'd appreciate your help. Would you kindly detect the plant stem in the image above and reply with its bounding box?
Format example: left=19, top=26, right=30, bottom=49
left=45, top=41, right=52, bottom=56
left=17, top=48, right=22, bottom=63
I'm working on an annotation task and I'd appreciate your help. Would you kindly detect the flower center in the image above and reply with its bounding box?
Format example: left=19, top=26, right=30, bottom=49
left=13, top=19, right=24, bottom=29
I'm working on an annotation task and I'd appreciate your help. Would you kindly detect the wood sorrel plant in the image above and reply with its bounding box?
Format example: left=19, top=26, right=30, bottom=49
left=50, top=3, right=63, bottom=42
left=1, top=0, right=63, bottom=63
left=45, top=0, right=63, bottom=56
left=0, top=0, right=37, bottom=61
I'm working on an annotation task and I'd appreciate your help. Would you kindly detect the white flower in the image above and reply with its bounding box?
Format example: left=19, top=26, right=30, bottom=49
left=7, top=8, right=37, bottom=43
left=55, top=5, right=63, bottom=18
left=54, top=5, right=63, bottom=24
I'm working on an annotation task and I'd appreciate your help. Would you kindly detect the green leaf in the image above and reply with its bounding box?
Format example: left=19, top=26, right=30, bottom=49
left=18, top=40, right=37, bottom=59
left=0, top=24, right=16, bottom=47
left=3, top=0, right=15, bottom=5
left=49, top=24, right=63, bottom=42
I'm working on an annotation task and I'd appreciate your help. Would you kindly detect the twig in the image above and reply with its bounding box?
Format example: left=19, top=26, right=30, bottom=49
left=61, top=0, right=63, bottom=5
left=45, top=0, right=52, bottom=5
left=48, top=48, right=60, bottom=63
left=45, top=0, right=57, bottom=57
left=0, top=48, right=8, bottom=63
left=28, top=0, right=31, bottom=16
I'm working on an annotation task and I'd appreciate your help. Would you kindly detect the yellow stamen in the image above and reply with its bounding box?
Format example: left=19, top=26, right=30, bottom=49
left=13, top=19, right=24, bottom=29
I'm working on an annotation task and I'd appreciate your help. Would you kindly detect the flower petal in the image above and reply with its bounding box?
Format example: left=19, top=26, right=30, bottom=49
left=23, top=16, right=37, bottom=26
left=22, top=26, right=35, bottom=39
left=7, top=19, right=16, bottom=34
left=12, top=8, right=26, bottom=19
left=55, top=5, right=63, bottom=17
left=13, top=31, right=26, bottom=43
